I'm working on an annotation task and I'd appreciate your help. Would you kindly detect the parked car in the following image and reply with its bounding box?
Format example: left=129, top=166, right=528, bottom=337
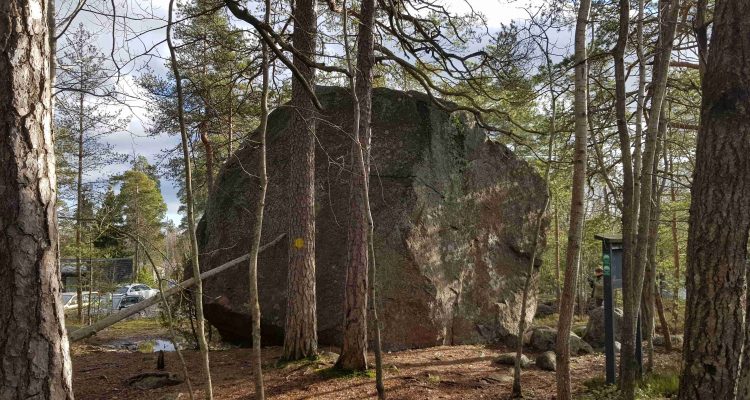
left=60, top=292, right=99, bottom=315
left=117, top=295, right=144, bottom=310
left=111, top=283, right=159, bottom=309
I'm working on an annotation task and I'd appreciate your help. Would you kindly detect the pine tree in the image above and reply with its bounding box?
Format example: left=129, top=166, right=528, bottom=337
left=115, top=162, right=168, bottom=281
left=55, top=23, right=127, bottom=319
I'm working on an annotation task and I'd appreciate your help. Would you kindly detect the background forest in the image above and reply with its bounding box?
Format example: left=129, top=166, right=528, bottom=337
left=1, top=0, right=747, bottom=399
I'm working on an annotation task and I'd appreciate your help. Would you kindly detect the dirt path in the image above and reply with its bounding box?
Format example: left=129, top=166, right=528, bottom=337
left=71, top=342, right=680, bottom=399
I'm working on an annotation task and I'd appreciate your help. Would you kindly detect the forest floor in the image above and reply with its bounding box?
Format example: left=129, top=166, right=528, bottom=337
left=69, top=319, right=681, bottom=400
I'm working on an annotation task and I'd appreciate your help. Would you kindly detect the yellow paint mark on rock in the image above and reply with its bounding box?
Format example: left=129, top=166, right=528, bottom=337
left=293, top=238, right=305, bottom=249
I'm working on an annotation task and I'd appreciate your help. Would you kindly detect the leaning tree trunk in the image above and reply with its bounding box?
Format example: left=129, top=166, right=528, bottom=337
left=678, top=1, right=750, bottom=398
left=283, top=0, right=319, bottom=361
left=0, top=0, right=75, bottom=397
left=555, top=0, right=590, bottom=398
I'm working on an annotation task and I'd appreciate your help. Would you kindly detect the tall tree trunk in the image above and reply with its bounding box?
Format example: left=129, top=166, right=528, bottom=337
left=554, top=204, right=561, bottom=307
left=246, top=1, right=271, bottom=397
left=678, top=1, right=750, bottom=398
left=622, top=1, right=680, bottom=396
left=555, top=0, right=590, bottom=397
left=0, top=0, right=75, bottom=396
left=338, top=0, right=376, bottom=371
left=613, top=0, right=638, bottom=387
left=76, top=88, right=84, bottom=322
left=643, top=112, right=669, bottom=371
left=283, top=0, right=319, bottom=361
left=166, top=1, right=214, bottom=397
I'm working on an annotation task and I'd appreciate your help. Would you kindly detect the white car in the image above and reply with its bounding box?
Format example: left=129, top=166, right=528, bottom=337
left=111, top=284, right=159, bottom=309
left=61, top=292, right=99, bottom=315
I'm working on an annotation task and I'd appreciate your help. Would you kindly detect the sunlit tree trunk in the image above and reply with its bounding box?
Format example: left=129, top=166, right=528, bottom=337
left=0, top=0, right=75, bottom=396
left=283, top=0, right=319, bottom=361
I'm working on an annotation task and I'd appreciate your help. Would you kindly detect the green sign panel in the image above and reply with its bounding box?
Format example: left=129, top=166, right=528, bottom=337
left=603, top=254, right=611, bottom=276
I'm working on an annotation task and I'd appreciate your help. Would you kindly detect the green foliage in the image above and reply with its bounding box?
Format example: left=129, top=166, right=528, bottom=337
left=578, top=371, right=680, bottom=399
left=116, top=168, right=167, bottom=242
left=136, top=267, right=156, bottom=287
left=578, top=377, right=619, bottom=400
left=637, top=373, right=680, bottom=398
left=138, top=0, right=264, bottom=225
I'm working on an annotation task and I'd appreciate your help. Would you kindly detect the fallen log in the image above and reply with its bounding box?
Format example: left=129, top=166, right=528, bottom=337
left=69, top=234, right=285, bottom=342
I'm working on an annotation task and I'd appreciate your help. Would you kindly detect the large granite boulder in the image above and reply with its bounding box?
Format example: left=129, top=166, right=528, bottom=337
left=196, top=86, right=548, bottom=350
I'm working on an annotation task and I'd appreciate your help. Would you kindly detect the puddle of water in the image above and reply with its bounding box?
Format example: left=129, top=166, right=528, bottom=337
left=105, top=338, right=178, bottom=353
left=138, top=339, right=177, bottom=353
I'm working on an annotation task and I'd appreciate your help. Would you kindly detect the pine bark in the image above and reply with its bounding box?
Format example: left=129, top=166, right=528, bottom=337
left=338, top=0, right=376, bottom=371
left=678, top=1, right=750, bottom=398
left=283, top=0, right=319, bottom=360
left=0, top=0, right=75, bottom=397
left=555, top=0, right=590, bottom=397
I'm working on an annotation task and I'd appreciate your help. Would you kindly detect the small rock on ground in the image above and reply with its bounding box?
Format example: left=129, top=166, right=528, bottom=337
left=494, top=353, right=530, bottom=368
left=126, top=372, right=182, bottom=390
left=536, top=351, right=556, bottom=371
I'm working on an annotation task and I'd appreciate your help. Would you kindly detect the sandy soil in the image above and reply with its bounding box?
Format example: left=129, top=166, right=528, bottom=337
left=71, top=339, right=680, bottom=400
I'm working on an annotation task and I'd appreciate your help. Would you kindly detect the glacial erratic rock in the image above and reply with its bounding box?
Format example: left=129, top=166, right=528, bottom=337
left=197, top=86, right=548, bottom=350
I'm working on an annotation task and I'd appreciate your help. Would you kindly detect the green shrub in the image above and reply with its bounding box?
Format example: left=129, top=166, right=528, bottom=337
left=577, top=371, right=679, bottom=399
